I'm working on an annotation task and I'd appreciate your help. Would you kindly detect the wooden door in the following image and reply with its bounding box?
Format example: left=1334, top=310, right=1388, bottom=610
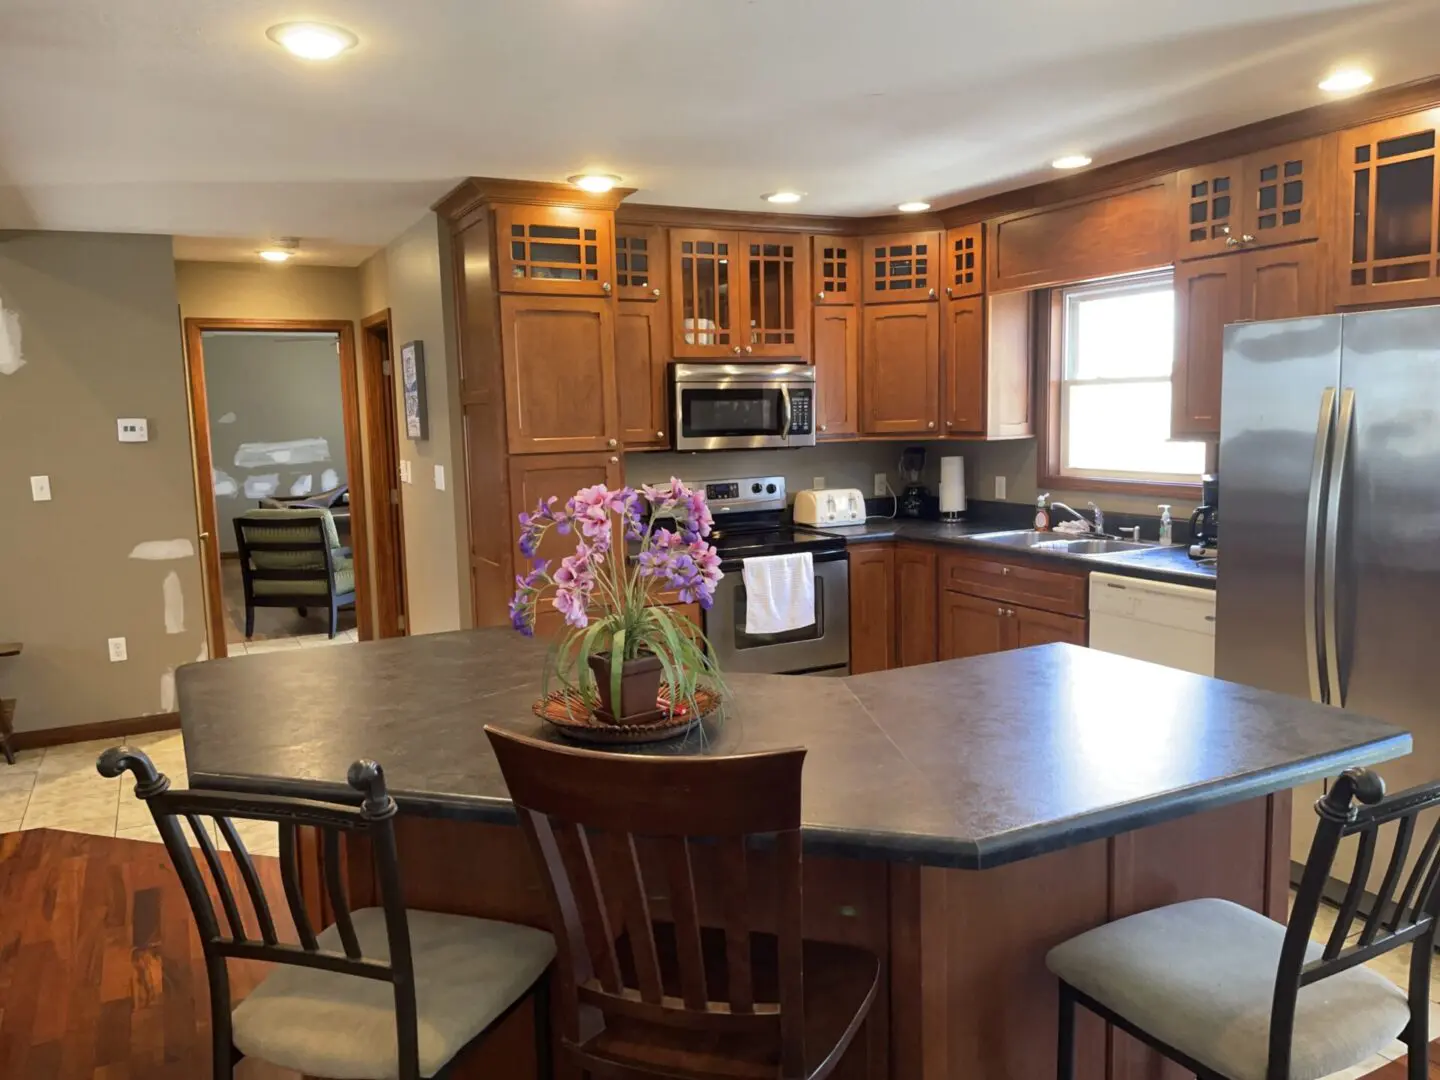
left=813, top=305, right=859, bottom=438
left=942, top=295, right=985, bottom=435
left=943, top=224, right=984, bottom=299
left=1171, top=256, right=1244, bottom=440
left=1176, top=159, right=1244, bottom=260
left=614, top=224, right=666, bottom=302
left=507, top=451, right=623, bottom=584
left=894, top=544, right=938, bottom=667
left=494, top=204, right=614, bottom=297
left=861, top=303, right=941, bottom=435
left=1013, top=605, right=1087, bottom=648
left=742, top=233, right=810, bottom=357
left=1243, top=139, right=1322, bottom=248
left=938, top=590, right=1010, bottom=660
left=1335, top=113, right=1440, bottom=306
left=1241, top=241, right=1322, bottom=323
left=814, top=237, right=861, bottom=304
left=863, top=231, right=942, bottom=303
left=500, top=295, right=620, bottom=454
left=849, top=545, right=896, bottom=674
left=671, top=229, right=742, bottom=357
left=616, top=299, right=670, bottom=449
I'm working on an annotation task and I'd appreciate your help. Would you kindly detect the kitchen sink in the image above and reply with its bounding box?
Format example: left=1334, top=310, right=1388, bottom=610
left=1057, top=539, right=1152, bottom=554
left=965, top=530, right=1072, bottom=549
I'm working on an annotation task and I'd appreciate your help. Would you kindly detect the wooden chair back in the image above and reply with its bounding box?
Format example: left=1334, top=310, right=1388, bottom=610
left=1273, top=767, right=1440, bottom=1077
left=485, top=726, right=808, bottom=1076
left=97, top=748, right=425, bottom=1079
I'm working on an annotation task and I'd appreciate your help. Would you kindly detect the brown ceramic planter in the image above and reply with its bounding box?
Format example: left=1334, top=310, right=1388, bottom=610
left=587, top=650, right=664, bottom=724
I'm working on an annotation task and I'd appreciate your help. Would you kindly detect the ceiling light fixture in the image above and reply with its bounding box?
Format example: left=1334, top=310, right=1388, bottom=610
left=764, top=191, right=803, bottom=204
left=258, top=250, right=292, bottom=263
left=266, top=22, right=358, bottom=60
left=568, top=173, right=621, bottom=194
left=897, top=201, right=931, bottom=213
left=1052, top=154, right=1093, bottom=170
left=1319, top=68, right=1373, bottom=93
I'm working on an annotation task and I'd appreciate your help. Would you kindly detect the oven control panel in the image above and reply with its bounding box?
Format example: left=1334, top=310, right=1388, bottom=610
left=789, top=389, right=813, bottom=435
left=699, top=476, right=787, bottom=514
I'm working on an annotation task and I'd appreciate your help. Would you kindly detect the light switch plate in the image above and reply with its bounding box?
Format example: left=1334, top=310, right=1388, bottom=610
left=108, top=637, right=127, bottom=662
left=117, top=418, right=149, bottom=442
left=399, top=460, right=412, bottom=484
left=433, top=464, right=445, bottom=491
left=995, top=476, right=1007, bottom=500
left=30, top=475, right=51, bottom=501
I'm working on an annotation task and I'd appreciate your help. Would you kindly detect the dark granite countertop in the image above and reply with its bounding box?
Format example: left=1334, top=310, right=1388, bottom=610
left=814, top=519, right=1217, bottom=589
left=177, top=631, right=1405, bottom=869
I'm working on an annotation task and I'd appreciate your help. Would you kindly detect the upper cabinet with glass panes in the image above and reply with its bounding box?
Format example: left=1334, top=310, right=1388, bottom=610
left=495, top=205, right=615, bottom=297
left=669, top=230, right=810, bottom=358
left=864, top=232, right=943, bottom=303
left=1175, top=139, right=1323, bottom=260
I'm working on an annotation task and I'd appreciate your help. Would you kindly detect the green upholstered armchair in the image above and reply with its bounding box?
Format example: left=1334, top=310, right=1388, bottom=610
left=233, top=509, right=355, bottom=639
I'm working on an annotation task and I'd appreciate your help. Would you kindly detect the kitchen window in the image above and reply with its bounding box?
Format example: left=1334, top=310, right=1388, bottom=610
left=1044, top=271, right=1206, bottom=494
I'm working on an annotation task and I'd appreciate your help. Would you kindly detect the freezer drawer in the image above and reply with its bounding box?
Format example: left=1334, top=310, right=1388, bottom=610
left=1088, top=572, right=1216, bottom=676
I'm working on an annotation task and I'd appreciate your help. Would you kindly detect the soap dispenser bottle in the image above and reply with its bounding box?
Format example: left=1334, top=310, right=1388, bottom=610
left=1158, top=504, right=1173, bottom=545
left=1035, top=493, right=1051, bottom=532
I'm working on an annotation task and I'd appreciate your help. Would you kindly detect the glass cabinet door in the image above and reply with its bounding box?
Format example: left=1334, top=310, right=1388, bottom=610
left=1244, top=139, right=1321, bottom=248
left=814, top=237, right=860, bottom=304
left=1175, top=160, right=1243, bottom=260
left=671, top=230, right=740, bottom=357
left=744, top=234, right=809, bottom=357
left=863, top=232, right=942, bottom=303
left=614, top=224, right=666, bottom=302
left=494, top=205, right=613, bottom=297
left=944, top=224, right=984, bottom=299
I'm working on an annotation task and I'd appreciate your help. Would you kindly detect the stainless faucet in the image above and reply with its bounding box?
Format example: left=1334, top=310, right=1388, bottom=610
left=1050, top=501, right=1105, bottom=535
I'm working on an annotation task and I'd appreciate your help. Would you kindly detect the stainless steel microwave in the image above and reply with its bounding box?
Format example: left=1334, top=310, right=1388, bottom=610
left=670, top=363, right=816, bottom=451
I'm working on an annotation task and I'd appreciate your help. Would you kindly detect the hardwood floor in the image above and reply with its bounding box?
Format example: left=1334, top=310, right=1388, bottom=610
left=0, top=828, right=300, bottom=1079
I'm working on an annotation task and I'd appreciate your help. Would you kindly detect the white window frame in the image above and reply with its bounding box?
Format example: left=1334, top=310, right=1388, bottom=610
left=1058, top=269, right=1203, bottom=485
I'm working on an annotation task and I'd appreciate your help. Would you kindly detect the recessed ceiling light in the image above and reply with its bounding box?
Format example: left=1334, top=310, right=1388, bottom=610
left=764, top=191, right=803, bottom=204
left=897, top=201, right=931, bottom=213
left=266, top=22, right=358, bottom=61
left=1319, top=68, right=1373, bottom=93
left=568, top=173, right=621, bottom=194
left=258, top=250, right=293, bottom=263
left=1052, top=154, right=1093, bottom=170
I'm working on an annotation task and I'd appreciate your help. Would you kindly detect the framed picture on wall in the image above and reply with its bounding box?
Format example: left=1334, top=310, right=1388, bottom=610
left=401, top=340, right=428, bottom=440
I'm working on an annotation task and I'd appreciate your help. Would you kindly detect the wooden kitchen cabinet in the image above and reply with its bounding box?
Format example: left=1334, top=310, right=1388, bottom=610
left=814, top=237, right=861, bottom=304
left=500, top=294, right=620, bottom=454
left=939, top=590, right=1009, bottom=660
left=849, top=545, right=896, bottom=675
left=1243, top=241, right=1322, bottom=323
left=943, top=224, right=984, bottom=299
left=861, top=303, right=941, bottom=435
left=614, top=223, right=666, bottom=301
left=744, top=233, right=810, bottom=357
left=1013, top=605, right=1087, bottom=648
left=495, top=204, right=614, bottom=297
left=894, top=544, right=938, bottom=667
left=863, top=231, right=943, bottom=303
left=507, top=450, right=623, bottom=582
left=813, top=304, right=860, bottom=438
left=671, top=229, right=741, bottom=357
left=670, top=230, right=809, bottom=358
left=942, top=291, right=1032, bottom=439
left=1335, top=113, right=1440, bottom=307
left=1175, top=139, right=1323, bottom=260
left=615, top=299, right=670, bottom=448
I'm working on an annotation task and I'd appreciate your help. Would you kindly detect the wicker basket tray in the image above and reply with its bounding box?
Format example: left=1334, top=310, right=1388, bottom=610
left=532, top=685, right=721, bottom=745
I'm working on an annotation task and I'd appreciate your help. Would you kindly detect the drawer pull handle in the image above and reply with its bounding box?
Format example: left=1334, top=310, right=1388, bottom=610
left=1205, top=614, right=1216, bottom=622
left=1106, top=582, right=1127, bottom=590
left=1001, top=566, right=1010, bottom=575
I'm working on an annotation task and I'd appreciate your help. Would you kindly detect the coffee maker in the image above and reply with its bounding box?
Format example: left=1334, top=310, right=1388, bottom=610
left=899, top=446, right=927, bottom=518
left=1188, top=473, right=1219, bottom=560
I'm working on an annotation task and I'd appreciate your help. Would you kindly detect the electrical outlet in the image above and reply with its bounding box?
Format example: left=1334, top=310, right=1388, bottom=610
left=108, top=637, right=127, bottom=662
left=30, top=475, right=52, bottom=501
left=995, top=476, right=1007, bottom=500
left=433, top=464, right=445, bottom=491
left=874, top=472, right=888, bottom=498
left=812, top=476, right=826, bottom=490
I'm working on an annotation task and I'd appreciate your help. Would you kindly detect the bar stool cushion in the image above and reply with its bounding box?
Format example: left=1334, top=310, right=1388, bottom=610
left=1046, top=898, right=1409, bottom=1080
left=231, top=907, right=555, bottom=1079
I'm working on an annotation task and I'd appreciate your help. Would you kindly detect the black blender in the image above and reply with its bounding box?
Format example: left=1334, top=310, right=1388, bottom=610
left=899, top=446, right=927, bottom=518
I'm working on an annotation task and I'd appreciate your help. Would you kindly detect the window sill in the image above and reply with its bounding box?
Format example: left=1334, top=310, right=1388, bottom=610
left=1038, top=473, right=1202, bottom=501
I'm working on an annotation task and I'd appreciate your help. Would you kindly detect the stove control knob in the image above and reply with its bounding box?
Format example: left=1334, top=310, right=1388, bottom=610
left=751, top=482, right=763, bottom=494
left=766, top=483, right=777, bottom=494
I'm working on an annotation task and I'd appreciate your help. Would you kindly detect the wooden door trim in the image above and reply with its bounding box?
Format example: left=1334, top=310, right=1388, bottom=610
left=182, top=317, right=372, bottom=657
left=361, top=309, right=409, bottom=637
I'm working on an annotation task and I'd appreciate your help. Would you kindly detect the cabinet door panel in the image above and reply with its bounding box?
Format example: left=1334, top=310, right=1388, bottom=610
left=672, top=229, right=741, bottom=357
left=1172, top=257, right=1244, bottom=440
left=508, top=451, right=623, bottom=584
left=864, top=231, right=943, bottom=303
left=1013, top=605, right=1087, bottom=648
left=495, top=205, right=613, bottom=297
left=939, top=591, right=1009, bottom=660
left=895, top=544, right=938, bottom=667
left=861, top=303, right=941, bottom=435
left=849, top=545, right=896, bottom=674
left=944, top=224, right=985, bottom=299
left=1242, top=242, right=1321, bottom=323
left=616, top=300, right=670, bottom=449
left=813, top=306, right=859, bottom=438
left=814, top=237, right=860, bottom=305
left=615, top=224, right=666, bottom=302
left=1245, top=139, right=1322, bottom=248
left=501, top=295, right=619, bottom=454
left=943, top=296, right=985, bottom=435
left=745, top=234, right=810, bottom=357
left=1176, top=160, right=1244, bottom=260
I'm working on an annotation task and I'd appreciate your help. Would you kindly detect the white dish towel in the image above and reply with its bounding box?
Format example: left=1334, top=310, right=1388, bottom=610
left=743, top=552, right=816, bottom=635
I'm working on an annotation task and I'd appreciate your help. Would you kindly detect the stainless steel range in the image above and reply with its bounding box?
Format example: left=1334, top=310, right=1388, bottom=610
left=693, top=476, right=849, bottom=676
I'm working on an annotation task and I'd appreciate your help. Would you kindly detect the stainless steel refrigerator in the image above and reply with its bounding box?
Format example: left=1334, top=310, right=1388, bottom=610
left=1216, top=306, right=1440, bottom=872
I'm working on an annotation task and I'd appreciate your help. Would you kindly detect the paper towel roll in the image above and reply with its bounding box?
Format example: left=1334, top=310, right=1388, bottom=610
left=940, top=456, right=967, bottom=519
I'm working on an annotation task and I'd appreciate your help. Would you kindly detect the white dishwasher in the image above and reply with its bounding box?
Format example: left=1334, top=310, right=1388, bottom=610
left=1088, top=572, right=1216, bottom=676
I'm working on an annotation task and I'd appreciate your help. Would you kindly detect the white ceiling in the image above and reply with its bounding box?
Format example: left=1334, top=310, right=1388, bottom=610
left=3, top=0, right=1439, bottom=266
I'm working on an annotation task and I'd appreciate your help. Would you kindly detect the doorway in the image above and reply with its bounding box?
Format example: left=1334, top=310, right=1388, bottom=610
left=361, top=309, right=408, bottom=637
left=184, top=318, right=374, bottom=658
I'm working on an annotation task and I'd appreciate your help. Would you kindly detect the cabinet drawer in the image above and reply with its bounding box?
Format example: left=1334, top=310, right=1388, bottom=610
left=939, top=550, right=1087, bottom=617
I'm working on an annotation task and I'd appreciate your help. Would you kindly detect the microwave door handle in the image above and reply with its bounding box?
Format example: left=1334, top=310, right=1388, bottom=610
left=1304, top=387, right=1337, bottom=705
left=1323, top=388, right=1355, bottom=708
left=780, top=386, right=793, bottom=439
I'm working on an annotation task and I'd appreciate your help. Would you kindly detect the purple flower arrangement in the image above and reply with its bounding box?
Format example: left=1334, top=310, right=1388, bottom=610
left=509, top=477, right=724, bottom=713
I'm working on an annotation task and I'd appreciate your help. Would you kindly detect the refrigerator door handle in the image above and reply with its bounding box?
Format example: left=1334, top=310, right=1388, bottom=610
left=1304, top=387, right=1338, bottom=705
left=1323, top=388, right=1356, bottom=708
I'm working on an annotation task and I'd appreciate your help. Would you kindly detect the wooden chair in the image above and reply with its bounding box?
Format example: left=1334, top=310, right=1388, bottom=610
left=484, top=726, right=880, bottom=1080
left=1049, top=767, right=1440, bottom=1080
left=98, top=746, right=556, bottom=1080
left=233, top=508, right=355, bottom=639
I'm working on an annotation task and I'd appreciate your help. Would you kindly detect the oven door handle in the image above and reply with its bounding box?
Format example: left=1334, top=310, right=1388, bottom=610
left=780, top=386, right=793, bottom=439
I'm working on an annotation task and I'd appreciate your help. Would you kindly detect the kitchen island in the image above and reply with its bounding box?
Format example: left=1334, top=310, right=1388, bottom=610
left=177, top=631, right=1408, bottom=1080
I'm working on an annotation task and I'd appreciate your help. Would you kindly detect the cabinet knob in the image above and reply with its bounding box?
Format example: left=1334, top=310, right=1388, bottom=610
left=945, top=420, right=953, bottom=428
left=1006, top=608, right=1016, bottom=617
left=744, top=345, right=754, bottom=354
left=928, top=288, right=937, bottom=298
left=602, top=282, right=612, bottom=293
left=656, top=431, right=665, bottom=439
left=1225, top=235, right=1242, bottom=247
left=996, top=606, right=1004, bottom=616
left=1001, top=566, right=1010, bottom=575
left=945, top=286, right=953, bottom=297
left=1241, top=234, right=1255, bottom=244
left=819, top=424, right=827, bottom=432
left=607, top=438, right=617, bottom=447
left=817, top=291, right=826, bottom=301
left=926, top=420, right=935, bottom=429
left=732, top=346, right=742, bottom=354
left=652, top=288, right=661, bottom=297
left=609, top=456, right=619, bottom=464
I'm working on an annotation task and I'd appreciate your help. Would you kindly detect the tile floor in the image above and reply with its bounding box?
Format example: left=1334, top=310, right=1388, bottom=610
left=222, top=557, right=357, bottom=645
left=228, top=627, right=358, bottom=655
